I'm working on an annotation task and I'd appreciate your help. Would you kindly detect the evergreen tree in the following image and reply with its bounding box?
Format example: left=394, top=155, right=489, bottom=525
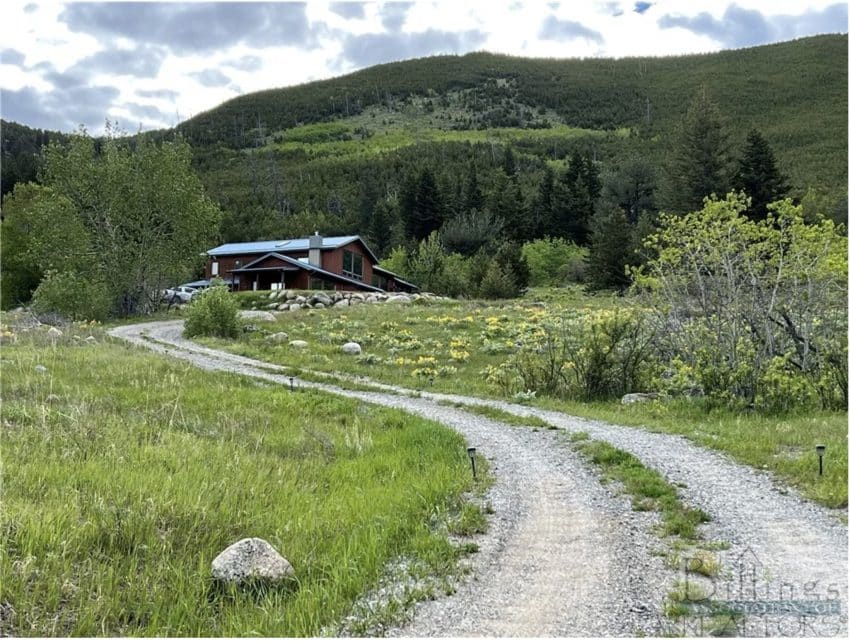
left=406, top=168, right=443, bottom=240
left=463, top=163, right=485, bottom=213
left=599, top=155, right=656, bottom=224
left=502, top=145, right=517, bottom=177
left=733, top=129, right=789, bottom=221
left=488, top=170, right=527, bottom=242
left=356, top=170, right=379, bottom=232
left=586, top=206, right=634, bottom=292
left=530, top=166, right=555, bottom=239
left=663, top=87, right=733, bottom=214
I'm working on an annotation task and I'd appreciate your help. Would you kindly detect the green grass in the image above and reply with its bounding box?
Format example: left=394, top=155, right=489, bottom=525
left=0, top=324, right=484, bottom=636
left=567, top=434, right=710, bottom=541
left=442, top=401, right=549, bottom=428
left=203, top=286, right=847, bottom=510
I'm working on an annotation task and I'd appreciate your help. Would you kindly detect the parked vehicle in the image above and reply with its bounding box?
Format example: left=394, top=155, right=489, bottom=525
left=162, top=285, right=199, bottom=303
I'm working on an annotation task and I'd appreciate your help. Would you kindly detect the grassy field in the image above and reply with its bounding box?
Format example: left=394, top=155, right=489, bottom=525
left=0, top=322, right=482, bottom=636
left=203, top=287, right=847, bottom=510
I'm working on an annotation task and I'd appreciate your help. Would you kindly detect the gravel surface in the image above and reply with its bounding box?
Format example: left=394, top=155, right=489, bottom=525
left=109, top=321, right=848, bottom=637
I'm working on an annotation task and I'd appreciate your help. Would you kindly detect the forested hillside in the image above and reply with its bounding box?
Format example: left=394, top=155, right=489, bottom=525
left=2, top=35, right=846, bottom=298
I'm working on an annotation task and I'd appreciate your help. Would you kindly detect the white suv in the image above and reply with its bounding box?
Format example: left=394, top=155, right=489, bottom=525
left=162, top=285, right=199, bottom=303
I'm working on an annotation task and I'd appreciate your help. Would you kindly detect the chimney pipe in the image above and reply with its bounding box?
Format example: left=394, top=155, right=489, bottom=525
left=308, top=232, right=322, bottom=267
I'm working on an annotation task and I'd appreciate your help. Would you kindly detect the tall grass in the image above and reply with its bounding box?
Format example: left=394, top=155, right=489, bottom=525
left=204, top=286, right=847, bottom=509
left=1, top=327, right=477, bottom=636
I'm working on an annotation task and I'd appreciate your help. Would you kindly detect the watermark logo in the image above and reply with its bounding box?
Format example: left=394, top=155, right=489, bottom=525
left=662, top=546, right=846, bottom=637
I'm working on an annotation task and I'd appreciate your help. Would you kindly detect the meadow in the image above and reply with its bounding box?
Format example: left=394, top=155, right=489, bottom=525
left=205, top=287, right=847, bottom=510
left=0, top=321, right=482, bottom=636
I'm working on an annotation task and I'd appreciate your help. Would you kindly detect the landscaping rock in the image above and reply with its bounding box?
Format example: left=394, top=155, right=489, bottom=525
left=386, top=295, right=412, bottom=304
left=333, top=299, right=349, bottom=308
left=239, top=310, right=276, bottom=322
left=314, top=303, right=325, bottom=309
left=620, top=392, right=662, bottom=405
left=289, top=340, right=308, bottom=349
left=47, top=326, right=63, bottom=339
left=242, top=324, right=260, bottom=333
left=289, top=303, right=301, bottom=312
left=311, top=293, right=332, bottom=307
left=268, top=332, right=289, bottom=343
left=211, top=537, right=294, bottom=584
left=85, top=336, right=97, bottom=343
left=295, top=295, right=306, bottom=305
left=341, top=342, right=362, bottom=355
left=277, top=303, right=290, bottom=311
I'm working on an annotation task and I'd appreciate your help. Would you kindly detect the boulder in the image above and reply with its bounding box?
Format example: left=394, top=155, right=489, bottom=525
left=333, top=299, right=349, bottom=308
left=311, top=293, right=332, bottom=307
left=289, top=340, right=308, bottom=349
left=341, top=342, right=362, bottom=355
left=35, top=364, right=48, bottom=374
left=365, top=295, right=378, bottom=303
left=268, top=332, right=289, bottom=343
left=85, top=336, right=97, bottom=343
left=289, top=303, right=302, bottom=312
left=239, top=310, right=276, bottom=322
left=47, top=326, right=63, bottom=339
left=295, top=295, right=306, bottom=305
left=242, top=324, right=260, bottom=333
left=211, top=537, right=294, bottom=584
left=386, top=295, right=412, bottom=304
left=620, top=392, right=662, bottom=405
left=314, top=303, right=325, bottom=309
left=277, top=303, right=290, bottom=311
left=266, top=303, right=279, bottom=309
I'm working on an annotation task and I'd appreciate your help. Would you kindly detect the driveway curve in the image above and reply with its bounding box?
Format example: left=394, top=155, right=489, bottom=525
left=109, top=320, right=847, bottom=637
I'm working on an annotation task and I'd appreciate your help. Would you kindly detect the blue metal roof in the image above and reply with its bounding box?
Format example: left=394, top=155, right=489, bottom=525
left=207, top=235, right=360, bottom=256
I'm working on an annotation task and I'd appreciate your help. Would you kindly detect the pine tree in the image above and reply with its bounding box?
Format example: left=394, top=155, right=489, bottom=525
left=733, top=129, right=789, bottom=221
left=463, top=163, right=485, bottom=213
left=406, top=168, right=443, bottom=240
left=586, top=206, right=634, bottom=292
left=663, top=87, right=733, bottom=215
left=531, top=166, right=555, bottom=239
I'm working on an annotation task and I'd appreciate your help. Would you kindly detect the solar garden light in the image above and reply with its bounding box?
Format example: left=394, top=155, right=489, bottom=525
left=467, top=447, right=477, bottom=479
left=289, top=377, right=295, bottom=391
left=816, top=444, right=826, bottom=476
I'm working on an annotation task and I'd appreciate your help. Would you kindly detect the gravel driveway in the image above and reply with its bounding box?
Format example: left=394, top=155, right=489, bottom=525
left=109, top=321, right=848, bottom=637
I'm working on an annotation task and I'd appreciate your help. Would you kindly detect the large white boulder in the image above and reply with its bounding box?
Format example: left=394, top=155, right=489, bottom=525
left=211, top=538, right=294, bottom=584
left=341, top=342, right=362, bottom=355
left=239, top=310, right=276, bottom=322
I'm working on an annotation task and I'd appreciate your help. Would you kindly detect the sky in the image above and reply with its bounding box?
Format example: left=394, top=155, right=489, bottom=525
left=1, top=0, right=847, bottom=134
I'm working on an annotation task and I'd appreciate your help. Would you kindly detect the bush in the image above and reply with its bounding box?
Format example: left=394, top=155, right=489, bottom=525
left=478, top=261, right=520, bottom=299
left=30, top=269, right=111, bottom=321
left=184, top=284, right=241, bottom=338
left=494, top=309, right=658, bottom=400
left=522, top=237, right=587, bottom=286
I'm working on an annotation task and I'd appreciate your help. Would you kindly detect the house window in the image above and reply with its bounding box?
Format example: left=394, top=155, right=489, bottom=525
left=342, top=250, right=364, bottom=280
left=211, top=261, right=219, bottom=276
left=371, top=274, right=387, bottom=290
left=310, top=277, right=334, bottom=290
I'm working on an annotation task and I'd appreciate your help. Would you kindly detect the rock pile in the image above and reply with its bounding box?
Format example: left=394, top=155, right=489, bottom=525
left=261, top=290, right=446, bottom=312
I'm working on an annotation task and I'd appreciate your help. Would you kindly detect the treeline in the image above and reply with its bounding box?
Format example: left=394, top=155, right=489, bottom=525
left=0, top=120, right=68, bottom=198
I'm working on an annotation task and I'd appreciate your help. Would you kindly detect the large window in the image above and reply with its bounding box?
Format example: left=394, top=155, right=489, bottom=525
left=342, top=250, right=364, bottom=280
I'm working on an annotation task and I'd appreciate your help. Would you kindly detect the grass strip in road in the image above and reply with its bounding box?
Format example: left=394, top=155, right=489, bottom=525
left=440, top=401, right=550, bottom=428
left=1, top=324, right=483, bottom=637
left=567, top=432, right=710, bottom=541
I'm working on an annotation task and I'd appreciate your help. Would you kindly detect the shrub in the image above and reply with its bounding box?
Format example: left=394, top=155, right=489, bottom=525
left=30, top=269, right=111, bottom=321
left=522, top=237, right=586, bottom=286
left=498, top=309, right=658, bottom=400
left=184, top=284, right=241, bottom=338
left=478, top=261, right=520, bottom=299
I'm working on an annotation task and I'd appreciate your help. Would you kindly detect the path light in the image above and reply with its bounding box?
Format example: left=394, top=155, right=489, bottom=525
left=289, top=377, right=295, bottom=391
left=467, top=447, right=477, bottom=479
left=816, top=444, right=826, bottom=476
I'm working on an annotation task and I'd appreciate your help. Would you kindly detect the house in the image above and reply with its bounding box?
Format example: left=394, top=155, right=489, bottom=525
left=204, top=233, right=418, bottom=293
